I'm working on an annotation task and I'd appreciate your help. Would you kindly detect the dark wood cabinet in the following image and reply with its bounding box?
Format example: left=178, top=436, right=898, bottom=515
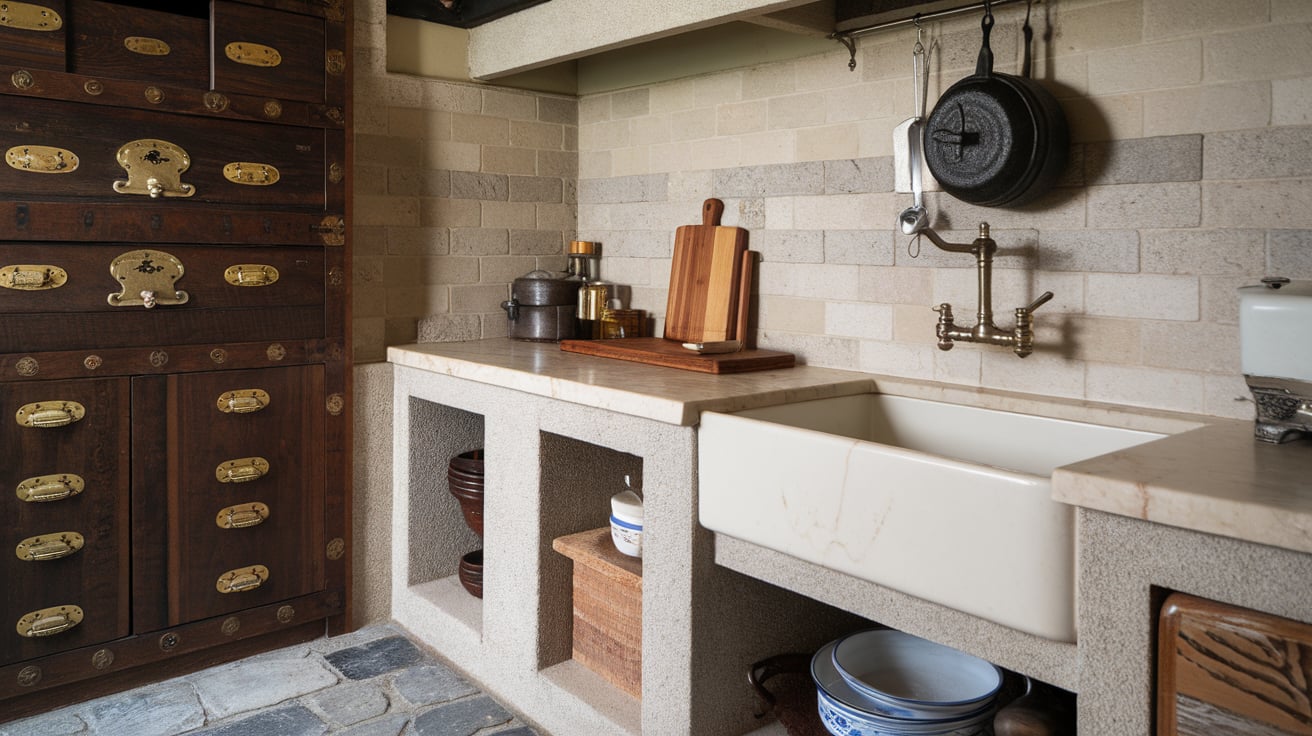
left=0, top=0, right=350, bottom=719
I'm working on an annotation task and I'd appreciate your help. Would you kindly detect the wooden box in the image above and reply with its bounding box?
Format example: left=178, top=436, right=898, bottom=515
left=553, top=527, right=642, bottom=699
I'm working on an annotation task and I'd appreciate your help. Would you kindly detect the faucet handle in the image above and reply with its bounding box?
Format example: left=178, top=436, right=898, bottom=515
left=1022, top=291, right=1054, bottom=314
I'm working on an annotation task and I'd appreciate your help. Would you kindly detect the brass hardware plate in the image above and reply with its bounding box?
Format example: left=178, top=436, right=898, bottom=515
left=224, top=42, right=281, bottom=68
left=217, top=388, right=270, bottom=414
left=107, top=249, right=188, bottom=308
left=16, top=605, right=83, bottom=638
left=124, top=36, right=170, bottom=56
left=16, top=473, right=84, bottom=503
left=313, top=216, right=345, bottom=246
left=223, top=264, right=279, bottom=287
left=222, top=162, right=280, bottom=187
left=15, top=531, right=84, bottom=561
left=326, top=49, right=345, bottom=76
left=1, top=264, right=67, bottom=290
left=5, top=145, right=78, bottom=174
left=15, top=400, right=84, bottom=428
left=215, top=457, right=269, bottom=484
left=0, top=2, right=62, bottom=31
left=215, top=502, right=270, bottom=529
left=10, top=70, right=33, bottom=90
left=112, top=139, right=195, bottom=198
left=216, top=565, right=269, bottom=593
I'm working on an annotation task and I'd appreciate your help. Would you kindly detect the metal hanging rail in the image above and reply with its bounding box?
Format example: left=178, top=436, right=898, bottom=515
left=830, top=0, right=1027, bottom=70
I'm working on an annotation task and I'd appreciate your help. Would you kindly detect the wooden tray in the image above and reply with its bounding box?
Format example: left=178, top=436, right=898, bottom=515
left=560, top=337, right=794, bottom=374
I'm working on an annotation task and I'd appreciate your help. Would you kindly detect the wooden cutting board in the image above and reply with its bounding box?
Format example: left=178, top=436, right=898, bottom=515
left=664, top=199, right=748, bottom=343
left=560, top=338, right=794, bottom=374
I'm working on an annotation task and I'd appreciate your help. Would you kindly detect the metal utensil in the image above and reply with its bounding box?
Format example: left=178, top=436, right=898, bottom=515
left=891, top=23, right=928, bottom=193
left=898, top=23, right=930, bottom=233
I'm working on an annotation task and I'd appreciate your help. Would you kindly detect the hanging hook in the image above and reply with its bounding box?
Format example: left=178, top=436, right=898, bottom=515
left=832, top=32, right=858, bottom=71
left=914, top=13, right=924, bottom=53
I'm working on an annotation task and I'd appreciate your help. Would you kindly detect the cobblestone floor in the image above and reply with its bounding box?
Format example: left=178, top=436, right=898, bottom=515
left=2, top=624, right=541, bottom=736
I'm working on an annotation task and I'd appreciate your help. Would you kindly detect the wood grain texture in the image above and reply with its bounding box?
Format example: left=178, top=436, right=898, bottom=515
left=559, top=337, right=794, bottom=374
left=1159, top=592, right=1312, bottom=736
left=734, top=250, right=755, bottom=348
left=664, top=199, right=747, bottom=343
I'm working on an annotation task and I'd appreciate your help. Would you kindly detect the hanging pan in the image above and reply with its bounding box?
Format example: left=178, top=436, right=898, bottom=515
left=923, top=0, right=1068, bottom=208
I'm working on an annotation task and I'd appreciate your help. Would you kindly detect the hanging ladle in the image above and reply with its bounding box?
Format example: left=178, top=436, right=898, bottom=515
left=898, top=21, right=930, bottom=235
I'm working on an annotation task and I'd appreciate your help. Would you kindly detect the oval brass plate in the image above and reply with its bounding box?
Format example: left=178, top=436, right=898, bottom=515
left=15, top=400, right=85, bottom=428
left=16, top=605, right=83, bottom=638
left=124, top=36, right=170, bottom=56
left=16, top=474, right=85, bottom=503
left=215, top=457, right=270, bottom=484
left=222, top=162, right=280, bottom=187
left=0, top=2, right=63, bottom=31
left=223, top=264, right=279, bottom=287
left=5, top=145, right=79, bottom=174
left=216, top=388, right=270, bottom=413
left=215, top=502, right=270, bottom=529
left=224, top=42, right=282, bottom=68
left=216, top=565, right=269, bottom=594
left=15, top=531, right=85, bottom=561
left=1, top=264, right=67, bottom=290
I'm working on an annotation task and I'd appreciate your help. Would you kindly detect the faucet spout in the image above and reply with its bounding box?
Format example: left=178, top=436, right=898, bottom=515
left=918, top=222, right=1052, bottom=358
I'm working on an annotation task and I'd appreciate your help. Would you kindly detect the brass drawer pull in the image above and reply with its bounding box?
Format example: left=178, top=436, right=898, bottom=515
left=216, top=502, right=269, bottom=529
left=215, top=457, right=269, bottom=484
left=216, top=565, right=269, bottom=593
left=16, top=474, right=84, bottom=503
left=15, top=400, right=85, bottom=428
left=124, top=36, right=170, bottom=56
left=223, top=265, right=279, bottom=287
left=1, top=264, right=67, bottom=290
left=16, top=605, right=83, bottom=638
left=5, top=145, right=78, bottom=174
left=224, top=42, right=281, bottom=68
left=15, top=531, right=84, bottom=561
left=222, top=162, right=280, bottom=187
left=217, top=389, right=270, bottom=414
left=0, top=2, right=62, bottom=31
left=107, top=249, right=188, bottom=308
left=113, top=139, right=195, bottom=199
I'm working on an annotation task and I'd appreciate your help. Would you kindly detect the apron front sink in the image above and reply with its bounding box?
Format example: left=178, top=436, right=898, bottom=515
left=698, top=394, right=1165, bottom=643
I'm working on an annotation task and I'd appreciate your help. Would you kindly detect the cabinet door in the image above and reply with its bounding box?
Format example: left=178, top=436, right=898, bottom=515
left=0, top=377, right=130, bottom=666
left=1159, top=592, right=1312, bottom=735
left=163, top=365, right=325, bottom=625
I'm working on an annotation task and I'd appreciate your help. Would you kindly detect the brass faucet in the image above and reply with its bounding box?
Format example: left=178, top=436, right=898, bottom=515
left=912, top=222, right=1053, bottom=358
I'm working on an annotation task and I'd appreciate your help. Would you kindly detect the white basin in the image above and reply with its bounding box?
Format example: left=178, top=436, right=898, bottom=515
left=698, top=394, right=1165, bottom=642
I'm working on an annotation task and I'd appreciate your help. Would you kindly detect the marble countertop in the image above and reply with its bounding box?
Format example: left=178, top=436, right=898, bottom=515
left=390, top=339, right=1312, bottom=556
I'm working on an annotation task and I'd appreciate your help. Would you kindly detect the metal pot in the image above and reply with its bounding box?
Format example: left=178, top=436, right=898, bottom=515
left=923, top=1, right=1068, bottom=208
left=502, top=270, right=578, bottom=341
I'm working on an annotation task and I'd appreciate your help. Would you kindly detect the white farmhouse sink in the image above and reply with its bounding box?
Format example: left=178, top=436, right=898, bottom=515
left=698, top=394, right=1165, bottom=643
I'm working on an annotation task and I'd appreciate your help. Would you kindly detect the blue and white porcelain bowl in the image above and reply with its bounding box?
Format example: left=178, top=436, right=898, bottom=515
left=830, top=630, right=1002, bottom=720
left=609, top=514, right=642, bottom=557
left=816, top=686, right=994, bottom=736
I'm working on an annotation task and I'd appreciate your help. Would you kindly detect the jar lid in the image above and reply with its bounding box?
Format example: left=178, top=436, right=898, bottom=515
left=569, top=240, right=598, bottom=255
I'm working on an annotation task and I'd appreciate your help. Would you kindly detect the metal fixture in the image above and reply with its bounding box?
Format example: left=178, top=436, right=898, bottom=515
left=908, top=221, right=1051, bottom=357
left=1239, top=276, right=1312, bottom=443
left=830, top=0, right=1025, bottom=71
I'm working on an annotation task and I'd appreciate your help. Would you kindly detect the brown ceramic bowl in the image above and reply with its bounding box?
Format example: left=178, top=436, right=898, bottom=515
left=448, top=449, right=484, bottom=475
left=458, top=549, right=483, bottom=598
left=447, top=482, right=484, bottom=537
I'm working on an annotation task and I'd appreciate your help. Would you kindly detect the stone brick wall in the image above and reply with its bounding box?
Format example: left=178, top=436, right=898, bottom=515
left=352, top=0, right=578, bottom=363
left=575, top=0, right=1312, bottom=419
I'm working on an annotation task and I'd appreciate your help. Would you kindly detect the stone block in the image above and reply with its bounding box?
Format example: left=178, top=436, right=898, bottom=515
left=611, top=89, right=651, bottom=119
left=1038, top=230, right=1140, bottom=273
left=825, top=302, right=894, bottom=340
left=1140, top=229, right=1264, bottom=275
left=394, top=664, right=479, bottom=707
left=325, top=636, right=426, bottom=681
left=1144, top=0, right=1266, bottom=39
left=412, top=696, right=512, bottom=736
left=1203, top=180, right=1312, bottom=228
left=1143, top=83, right=1272, bottom=137
left=824, top=229, right=894, bottom=266
left=767, top=92, right=826, bottom=130
left=481, top=201, right=537, bottom=229
left=191, top=657, right=338, bottom=720
left=337, top=714, right=410, bottom=736
left=310, top=682, right=389, bottom=727
left=1142, top=321, right=1241, bottom=374
left=508, top=176, right=563, bottom=203
left=795, top=123, right=860, bottom=162
left=1087, top=183, right=1201, bottom=229
left=824, top=157, right=892, bottom=194
left=1086, top=364, right=1205, bottom=414
left=715, top=100, right=768, bottom=136
left=482, top=89, right=537, bottom=121
left=418, top=314, right=483, bottom=343
left=1274, top=78, right=1312, bottom=126
left=451, top=229, right=509, bottom=257
left=452, top=114, right=510, bottom=146
left=451, top=172, right=508, bottom=201
left=189, top=705, right=327, bottom=736
left=577, top=174, right=669, bottom=204
left=756, top=230, right=824, bottom=263
left=1204, top=127, right=1312, bottom=179
left=1088, top=38, right=1201, bottom=95
left=668, top=108, right=716, bottom=142
left=712, top=161, right=825, bottom=198
left=1268, top=230, right=1312, bottom=278
left=510, top=229, right=564, bottom=255
left=1204, top=24, right=1312, bottom=84
left=538, top=96, right=578, bottom=126
left=742, top=63, right=796, bottom=101
left=1085, top=135, right=1201, bottom=185
left=1086, top=274, right=1200, bottom=321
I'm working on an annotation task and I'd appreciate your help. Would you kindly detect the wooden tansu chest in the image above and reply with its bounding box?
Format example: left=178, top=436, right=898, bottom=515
left=0, top=0, right=352, bottom=721
left=554, top=528, right=643, bottom=699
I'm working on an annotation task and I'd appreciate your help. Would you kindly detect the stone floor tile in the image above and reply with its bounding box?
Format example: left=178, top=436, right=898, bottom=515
left=334, top=713, right=411, bottom=736
left=190, top=655, right=338, bottom=720
left=308, top=680, right=390, bottom=726
left=0, top=710, right=86, bottom=736
left=325, top=636, right=425, bottom=681
left=412, top=696, right=512, bottom=736
left=393, top=663, right=478, bottom=707
left=491, top=728, right=541, bottom=736
left=186, top=705, right=326, bottom=736
left=311, top=624, right=402, bottom=656
left=79, top=681, right=206, bottom=736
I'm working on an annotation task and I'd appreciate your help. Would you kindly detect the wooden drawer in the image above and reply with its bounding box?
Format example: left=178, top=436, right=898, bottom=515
left=0, top=376, right=130, bottom=666
left=0, top=0, right=67, bottom=71
left=0, top=243, right=326, bottom=353
left=212, top=3, right=326, bottom=105
left=164, top=365, right=325, bottom=624
left=68, top=1, right=208, bottom=88
left=0, top=96, right=329, bottom=209
left=1159, top=592, right=1312, bottom=735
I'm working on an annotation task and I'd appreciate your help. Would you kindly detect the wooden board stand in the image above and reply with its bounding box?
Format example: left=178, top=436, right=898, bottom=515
left=553, top=528, right=643, bottom=699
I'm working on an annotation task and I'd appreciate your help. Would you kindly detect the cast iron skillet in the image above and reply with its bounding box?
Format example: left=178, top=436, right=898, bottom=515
left=923, top=0, right=1068, bottom=208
